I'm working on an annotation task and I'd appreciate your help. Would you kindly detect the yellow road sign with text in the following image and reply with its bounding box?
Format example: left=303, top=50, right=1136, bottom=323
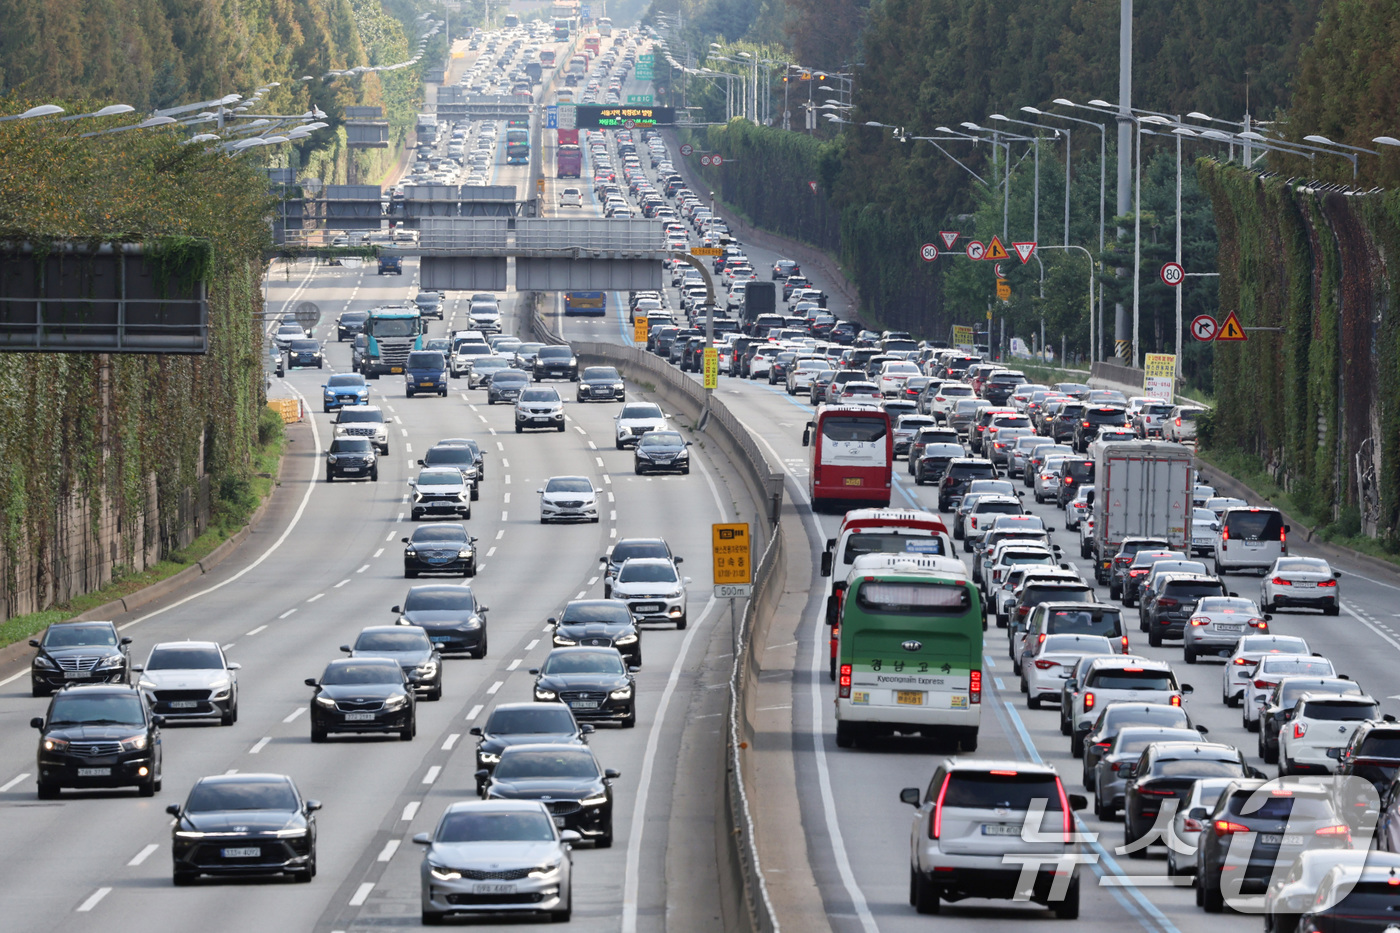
left=633, top=317, right=649, bottom=344
left=690, top=246, right=723, bottom=256
left=996, top=279, right=1011, bottom=301
left=702, top=347, right=719, bottom=388
left=712, top=523, right=752, bottom=585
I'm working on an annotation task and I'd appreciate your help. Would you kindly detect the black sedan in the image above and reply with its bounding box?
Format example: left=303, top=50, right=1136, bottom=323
left=306, top=658, right=416, bottom=742
left=394, top=584, right=488, bottom=658
left=168, top=773, right=319, bottom=885
left=550, top=599, right=642, bottom=667
left=633, top=430, right=690, bottom=476
left=336, top=309, right=369, bottom=341
left=531, top=648, right=637, bottom=728
left=480, top=744, right=620, bottom=847
left=486, top=369, right=530, bottom=404
left=30, top=620, right=131, bottom=696
left=1122, top=742, right=1258, bottom=857
left=342, top=626, right=442, bottom=701
left=287, top=339, right=324, bottom=369
left=577, top=365, right=626, bottom=402
left=471, top=702, right=593, bottom=793
left=403, top=525, right=476, bottom=578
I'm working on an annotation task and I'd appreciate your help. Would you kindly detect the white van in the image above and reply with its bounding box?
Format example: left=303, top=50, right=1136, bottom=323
left=1212, top=506, right=1288, bottom=575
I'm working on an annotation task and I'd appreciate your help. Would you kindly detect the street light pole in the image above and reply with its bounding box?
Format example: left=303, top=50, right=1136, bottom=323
left=1116, top=0, right=1133, bottom=363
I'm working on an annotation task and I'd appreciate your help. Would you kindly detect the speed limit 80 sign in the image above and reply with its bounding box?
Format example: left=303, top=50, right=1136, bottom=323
left=1160, top=262, right=1184, bottom=286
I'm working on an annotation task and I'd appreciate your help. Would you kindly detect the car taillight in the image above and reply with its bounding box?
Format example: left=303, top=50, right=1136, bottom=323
left=1318, top=579, right=1337, bottom=587
left=1183, top=818, right=1203, bottom=832
left=1035, top=660, right=1058, bottom=670
left=1130, top=569, right=1149, bottom=577
left=1316, top=824, right=1351, bottom=840
left=1294, top=722, right=1308, bottom=739
left=1255, top=679, right=1273, bottom=689
left=1170, top=695, right=1182, bottom=707
left=970, top=517, right=979, bottom=529
left=1037, top=633, right=1048, bottom=645
left=1176, top=417, right=1183, bottom=427
left=1158, top=597, right=1179, bottom=608
left=1083, top=421, right=1091, bottom=427
left=1235, top=657, right=1254, bottom=666
left=970, top=670, right=982, bottom=704
left=1272, top=577, right=1292, bottom=586
left=1249, top=618, right=1269, bottom=628
left=1121, top=636, right=1130, bottom=653
left=838, top=663, right=852, bottom=699
left=1214, top=819, right=1250, bottom=837
left=1083, top=691, right=1094, bottom=711
left=930, top=774, right=950, bottom=839
left=1139, top=788, right=1176, bottom=797
left=1190, top=617, right=1210, bottom=626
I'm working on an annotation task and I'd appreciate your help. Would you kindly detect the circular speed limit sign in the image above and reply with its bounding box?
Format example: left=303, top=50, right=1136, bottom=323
left=710, top=154, right=723, bottom=166
left=920, top=243, right=939, bottom=262
left=1160, top=261, right=1185, bottom=286
left=624, top=120, right=636, bottom=129
left=965, top=241, right=986, bottom=261
left=700, top=155, right=712, bottom=166
left=680, top=144, right=693, bottom=156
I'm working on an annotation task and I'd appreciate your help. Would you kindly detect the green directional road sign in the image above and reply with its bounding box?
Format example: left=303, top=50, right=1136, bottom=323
left=639, top=54, right=654, bottom=63
left=635, top=65, right=653, bottom=80
left=627, top=94, right=653, bottom=104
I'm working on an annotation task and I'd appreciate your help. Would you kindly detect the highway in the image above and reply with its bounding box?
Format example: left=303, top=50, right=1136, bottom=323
left=554, top=110, right=1400, bottom=933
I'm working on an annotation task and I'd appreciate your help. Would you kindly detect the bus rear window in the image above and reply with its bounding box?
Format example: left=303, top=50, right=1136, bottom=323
left=843, top=533, right=946, bottom=564
left=857, top=582, right=969, bottom=613
left=822, top=417, right=887, bottom=443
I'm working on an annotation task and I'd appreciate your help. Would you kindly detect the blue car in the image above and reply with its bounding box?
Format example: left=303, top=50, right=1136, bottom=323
left=405, top=350, right=448, bottom=398
left=322, top=372, right=370, bottom=412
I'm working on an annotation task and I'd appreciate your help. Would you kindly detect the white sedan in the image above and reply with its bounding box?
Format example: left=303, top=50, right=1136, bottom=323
left=1220, top=634, right=1310, bottom=706
left=1261, top=557, right=1341, bottom=615
left=538, top=475, right=599, bottom=524
left=1020, top=633, right=1117, bottom=709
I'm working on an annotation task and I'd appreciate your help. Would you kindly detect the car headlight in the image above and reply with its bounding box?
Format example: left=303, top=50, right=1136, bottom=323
left=138, top=678, right=158, bottom=690
left=553, top=634, right=577, bottom=646
left=120, top=734, right=148, bottom=751
left=609, top=685, right=633, bottom=700
left=269, top=827, right=308, bottom=837
left=530, top=858, right=564, bottom=877
left=457, top=549, right=473, bottom=558
left=209, top=679, right=232, bottom=700
left=33, top=656, right=56, bottom=669
left=614, top=633, right=638, bottom=645
left=97, top=655, right=125, bottom=669
left=580, top=794, right=608, bottom=807
left=416, top=662, right=438, bottom=676
left=477, top=751, right=501, bottom=764
left=43, top=737, right=69, bottom=752
left=619, top=426, right=632, bottom=436
left=535, top=686, right=557, bottom=700
left=404, top=547, right=417, bottom=556
left=430, top=864, right=463, bottom=881
left=667, top=588, right=685, bottom=599
left=327, top=455, right=338, bottom=464
left=384, top=694, right=409, bottom=710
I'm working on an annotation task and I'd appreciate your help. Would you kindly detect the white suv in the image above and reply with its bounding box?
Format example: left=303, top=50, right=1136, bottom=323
left=1070, top=657, right=1192, bottom=755
left=902, top=759, right=1087, bottom=917
left=1276, top=692, right=1378, bottom=775
left=558, top=187, right=583, bottom=207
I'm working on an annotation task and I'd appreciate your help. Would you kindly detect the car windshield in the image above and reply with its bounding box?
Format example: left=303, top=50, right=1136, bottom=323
left=403, top=588, right=474, bottom=611
left=1041, top=635, right=1115, bottom=655
left=355, top=631, right=430, bottom=652
left=488, top=707, right=578, bottom=734
left=520, top=389, right=558, bottom=402
left=185, top=779, right=298, bottom=812
left=539, top=347, right=572, bottom=360
left=43, top=625, right=117, bottom=648
left=561, top=602, right=632, bottom=624
left=417, top=472, right=460, bottom=486
left=435, top=809, right=556, bottom=843
left=48, top=693, right=145, bottom=725
left=492, top=372, right=529, bottom=385
left=542, top=651, right=627, bottom=675
left=321, top=662, right=401, bottom=685
left=290, top=340, right=318, bottom=351
left=494, top=749, right=599, bottom=780
left=940, top=772, right=1064, bottom=810
left=424, top=448, right=471, bottom=466
left=620, top=404, right=663, bottom=420
left=146, top=647, right=223, bottom=670
left=611, top=541, right=669, bottom=563
left=618, top=562, right=677, bottom=584
left=340, top=312, right=369, bottom=323
left=585, top=367, right=620, bottom=380
left=842, top=533, right=946, bottom=563
left=369, top=317, right=418, bottom=337
left=330, top=438, right=372, bottom=454
left=545, top=478, right=592, bottom=493
left=327, top=375, right=364, bottom=387
left=338, top=409, right=382, bottom=423
left=410, top=526, right=469, bottom=544
left=407, top=352, right=445, bottom=369
left=1116, top=729, right=1202, bottom=755
left=638, top=432, right=684, bottom=449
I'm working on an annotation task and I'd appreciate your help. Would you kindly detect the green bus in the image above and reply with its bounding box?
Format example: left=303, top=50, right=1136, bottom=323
left=833, top=553, right=983, bottom=751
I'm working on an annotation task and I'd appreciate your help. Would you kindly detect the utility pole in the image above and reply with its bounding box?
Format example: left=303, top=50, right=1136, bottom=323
left=1115, top=0, right=1133, bottom=363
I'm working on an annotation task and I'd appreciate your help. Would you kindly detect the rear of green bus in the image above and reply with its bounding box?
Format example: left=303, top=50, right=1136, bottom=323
left=834, top=555, right=983, bottom=752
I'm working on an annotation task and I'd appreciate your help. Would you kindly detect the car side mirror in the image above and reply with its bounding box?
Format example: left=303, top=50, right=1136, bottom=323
left=604, top=769, right=621, bottom=780
left=392, top=605, right=402, bottom=613
left=479, top=606, right=489, bottom=613
left=1188, top=807, right=1209, bottom=821
left=580, top=724, right=595, bottom=734
left=600, top=556, right=609, bottom=563
left=1283, top=525, right=1291, bottom=534
left=1264, top=613, right=1273, bottom=621
left=30, top=717, right=44, bottom=730
left=1326, top=748, right=1343, bottom=760
left=131, top=664, right=145, bottom=673
left=305, top=800, right=322, bottom=813
left=475, top=769, right=490, bottom=782
left=1068, top=794, right=1088, bottom=812
left=339, top=645, right=352, bottom=653
left=469, top=727, right=483, bottom=737
left=536, top=489, right=543, bottom=494
left=801, top=427, right=811, bottom=447
left=1334, top=571, right=1342, bottom=579
left=304, top=678, right=319, bottom=688
left=412, top=832, right=432, bottom=845
left=165, top=803, right=182, bottom=817
left=407, top=480, right=415, bottom=488
left=900, top=787, right=921, bottom=807
left=1196, top=725, right=1210, bottom=735
left=682, top=577, right=692, bottom=585
left=1339, top=674, right=1350, bottom=680
left=1385, top=714, right=1398, bottom=724
left=152, top=715, right=166, bottom=727
left=560, top=830, right=582, bottom=845
left=1179, top=684, right=1194, bottom=695
left=528, top=668, right=540, bottom=675
left=28, top=639, right=39, bottom=648
left=628, top=665, right=641, bottom=673
left=417, top=459, right=425, bottom=466
left=674, top=557, right=683, bottom=564
left=1121, top=764, right=1138, bottom=779
left=1248, top=767, right=1268, bottom=780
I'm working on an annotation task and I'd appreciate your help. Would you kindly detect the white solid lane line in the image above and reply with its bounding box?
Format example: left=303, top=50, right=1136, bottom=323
left=283, top=707, right=307, bottom=723
left=349, top=882, right=374, bottom=907
left=76, top=888, right=111, bottom=912
left=128, top=844, right=160, bottom=867
left=249, top=737, right=272, bottom=754
left=377, top=839, right=400, bottom=863
left=0, top=773, right=31, bottom=793
left=401, top=801, right=420, bottom=821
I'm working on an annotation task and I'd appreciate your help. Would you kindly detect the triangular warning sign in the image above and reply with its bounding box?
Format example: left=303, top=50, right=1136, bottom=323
left=984, top=235, right=1010, bottom=261
left=1216, top=310, right=1247, bottom=341
left=1012, top=241, right=1037, bottom=264
left=939, top=231, right=959, bottom=249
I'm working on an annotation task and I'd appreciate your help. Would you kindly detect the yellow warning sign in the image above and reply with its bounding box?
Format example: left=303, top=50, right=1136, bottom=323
left=996, top=279, right=1011, bottom=301
left=985, top=235, right=1010, bottom=261
left=1216, top=310, right=1247, bottom=342
left=702, top=347, right=719, bottom=388
left=633, top=317, right=649, bottom=344
left=712, top=523, right=752, bottom=584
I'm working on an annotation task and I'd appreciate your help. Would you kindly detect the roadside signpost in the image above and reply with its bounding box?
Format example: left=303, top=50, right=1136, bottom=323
left=920, top=243, right=938, bottom=262
left=712, top=523, right=752, bottom=597
left=1143, top=353, right=1176, bottom=401
left=1190, top=314, right=1217, bottom=342
left=1160, top=261, right=1184, bottom=286
left=965, top=241, right=985, bottom=261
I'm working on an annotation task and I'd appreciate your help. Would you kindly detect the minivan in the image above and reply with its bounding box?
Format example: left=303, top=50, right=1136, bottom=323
left=1213, top=506, right=1288, bottom=575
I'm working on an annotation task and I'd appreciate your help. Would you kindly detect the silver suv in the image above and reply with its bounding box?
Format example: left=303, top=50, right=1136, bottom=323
left=902, top=759, right=1087, bottom=917
left=334, top=405, right=389, bottom=454
left=514, top=387, right=565, bottom=433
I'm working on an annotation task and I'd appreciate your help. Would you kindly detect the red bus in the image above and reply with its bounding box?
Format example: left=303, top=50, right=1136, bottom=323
left=540, top=50, right=557, bottom=67
left=584, top=36, right=601, bottom=56
left=801, top=404, right=893, bottom=513
left=557, top=145, right=582, bottom=177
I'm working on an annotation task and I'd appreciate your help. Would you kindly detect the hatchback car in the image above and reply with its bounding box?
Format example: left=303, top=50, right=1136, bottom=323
left=515, top=386, right=566, bottom=433
left=1261, top=556, right=1341, bottom=615
left=531, top=647, right=637, bottom=727
left=342, top=625, right=443, bottom=701
left=480, top=744, right=621, bottom=846
left=306, top=658, right=415, bottom=742
left=394, top=584, right=488, bottom=658
left=29, top=620, right=131, bottom=696
left=539, top=475, right=599, bottom=523
left=31, top=683, right=162, bottom=797
left=134, top=641, right=240, bottom=725
left=614, top=401, right=668, bottom=448
left=414, top=800, right=576, bottom=924
left=168, top=773, right=319, bottom=885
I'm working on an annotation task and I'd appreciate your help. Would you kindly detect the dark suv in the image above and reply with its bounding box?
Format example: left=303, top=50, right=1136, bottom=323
left=1073, top=406, right=1130, bottom=452
left=325, top=436, right=379, bottom=482
left=30, top=621, right=132, bottom=696
left=1103, top=536, right=1172, bottom=591
left=1140, top=573, right=1229, bottom=646
left=1050, top=402, right=1086, bottom=444
left=533, top=346, right=579, bottom=382
left=982, top=371, right=1027, bottom=405
left=1055, top=458, right=1095, bottom=507
left=938, top=458, right=1000, bottom=512
left=31, top=683, right=163, bottom=797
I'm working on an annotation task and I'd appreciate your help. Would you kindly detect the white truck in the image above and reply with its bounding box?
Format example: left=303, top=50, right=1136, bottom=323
left=1088, top=441, right=1194, bottom=586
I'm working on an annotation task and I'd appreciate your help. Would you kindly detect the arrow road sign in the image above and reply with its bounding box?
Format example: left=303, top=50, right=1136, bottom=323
left=1012, top=241, right=1037, bottom=264
left=965, top=241, right=985, bottom=261
left=920, top=243, right=939, bottom=262
left=939, top=231, right=959, bottom=249
left=1191, top=314, right=1218, bottom=341
left=1160, top=262, right=1185, bottom=286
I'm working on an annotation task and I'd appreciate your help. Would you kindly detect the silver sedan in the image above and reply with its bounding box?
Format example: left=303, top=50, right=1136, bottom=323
left=1261, top=556, right=1341, bottom=615
left=1182, top=596, right=1269, bottom=664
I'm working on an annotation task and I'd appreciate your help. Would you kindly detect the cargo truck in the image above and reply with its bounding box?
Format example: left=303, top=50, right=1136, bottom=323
left=1088, top=441, right=1194, bottom=584
left=740, top=281, right=777, bottom=331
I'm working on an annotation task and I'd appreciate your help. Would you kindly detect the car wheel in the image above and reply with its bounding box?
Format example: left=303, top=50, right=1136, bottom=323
left=1094, top=792, right=1113, bottom=821
left=36, top=782, right=59, bottom=800
left=310, top=726, right=327, bottom=743
left=912, top=867, right=941, bottom=914
left=558, top=424, right=566, bottom=432
left=682, top=466, right=690, bottom=475
left=1027, top=693, right=1041, bottom=710
left=370, top=468, right=379, bottom=482
left=634, top=464, right=644, bottom=475
left=622, top=707, right=637, bottom=728
left=616, top=439, right=624, bottom=450
left=31, top=682, right=51, bottom=698
left=422, top=910, right=445, bottom=926
left=1201, top=877, right=1225, bottom=913
left=1184, top=646, right=1197, bottom=664
left=470, top=485, right=479, bottom=501
left=1148, top=627, right=1162, bottom=648
left=323, top=405, right=330, bottom=413
left=1052, top=877, right=1080, bottom=919
left=325, top=471, right=334, bottom=483
left=471, top=634, right=487, bottom=659
left=835, top=721, right=859, bottom=748
left=400, top=716, right=416, bottom=741
left=1325, top=602, right=1340, bottom=616
left=465, top=561, right=476, bottom=578
left=676, top=615, right=687, bottom=630
left=550, top=886, right=572, bottom=923
left=221, top=705, right=237, bottom=726
left=139, top=777, right=157, bottom=797
left=173, top=871, right=196, bottom=886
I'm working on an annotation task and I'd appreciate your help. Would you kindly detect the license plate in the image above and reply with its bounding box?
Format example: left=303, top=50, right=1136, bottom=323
left=844, top=477, right=863, bottom=486
left=343, top=467, right=362, bottom=473
left=344, top=712, right=376, bottom=721
left=1261, top=834, right=1304, bottom=846
left=473, top=883, right=517, bottom=895
left=634, top=604, right=662, bottom=613
left=983, top=824, right=1021, bottom=836
left=553, top=816, right=566, bottom=827
left=570, top=700, right=599, bottom=709
left=390, top=367, right=403, bottom=374
left=169, top=701, right=199, bottom=709
left=419, top=382, right=435, bottom=388
left=896, top=690, right=923, bottom=706
left=1215, top=623, right=1243, bottom=633
left=430, top=636, right=452, bottom=644
left=64, top=671, right=91, bottom=679
left=76, top=767, right=111, bottom=777
left=221, top=847, right=261, bottom=858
